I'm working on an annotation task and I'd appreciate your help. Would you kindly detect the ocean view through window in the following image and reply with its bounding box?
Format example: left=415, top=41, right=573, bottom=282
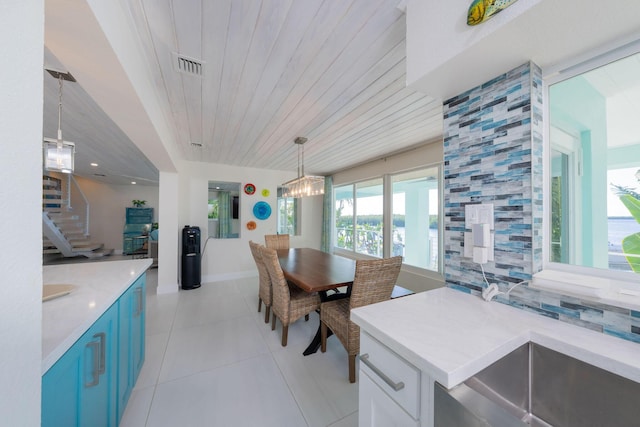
left=549, top=50, right=640, bottom=276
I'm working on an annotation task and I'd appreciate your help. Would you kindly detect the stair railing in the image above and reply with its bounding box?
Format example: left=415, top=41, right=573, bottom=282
left=65, top=174, right=90, bottom=236
left=67, top=175, right=90, bottom=236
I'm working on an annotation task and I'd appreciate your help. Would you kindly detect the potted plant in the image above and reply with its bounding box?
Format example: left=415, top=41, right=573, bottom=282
left=132, top=199, right=146, bottom=208
left=612, top=173, right=640, bottom=273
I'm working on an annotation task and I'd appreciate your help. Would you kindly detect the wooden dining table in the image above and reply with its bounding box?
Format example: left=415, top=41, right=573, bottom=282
left=277, top=248, right=355, bottom=355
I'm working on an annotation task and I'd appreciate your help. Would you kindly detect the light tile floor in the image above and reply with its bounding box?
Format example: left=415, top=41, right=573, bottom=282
left=120, top=269, right=359, bottom=427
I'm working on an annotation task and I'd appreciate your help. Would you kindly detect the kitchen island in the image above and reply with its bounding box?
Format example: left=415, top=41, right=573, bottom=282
left=352, top=287, right=640, bottom=427
left=42, top=258, right=151, bottom=373
left=42, top=259, right=151, bottom=427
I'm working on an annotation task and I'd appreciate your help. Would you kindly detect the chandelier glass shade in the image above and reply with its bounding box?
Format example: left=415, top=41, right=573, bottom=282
left=43, top=138, right=75, bottom=174
left=281, top=137, right=325, bottom=198
left=281, top=175, right=325, bottom=198
left=43, top=70, right=76, bottom=174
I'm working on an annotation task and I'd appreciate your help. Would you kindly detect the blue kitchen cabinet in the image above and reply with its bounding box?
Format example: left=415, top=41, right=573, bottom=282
left=42, top=274, right=147, bottom=427
left=117, top=274, right=146, bottom=421
left=42, top=302, right=119, bottom=427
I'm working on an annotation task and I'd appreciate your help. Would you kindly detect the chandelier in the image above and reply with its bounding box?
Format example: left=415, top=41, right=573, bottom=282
left=43, top=69, right=76, bottom=174
left=281, top=137, right=325, bottom=198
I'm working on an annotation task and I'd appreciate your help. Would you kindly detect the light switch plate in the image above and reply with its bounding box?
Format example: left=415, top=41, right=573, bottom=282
left=465, top=203, right=494, bottom=229
left=477, top=204, right=494, bottom=229
left=464, top=204, right=476, bottom=229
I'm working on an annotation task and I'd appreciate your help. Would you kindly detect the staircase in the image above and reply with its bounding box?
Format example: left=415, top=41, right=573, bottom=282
left=42, top=175, right=112, bottom=259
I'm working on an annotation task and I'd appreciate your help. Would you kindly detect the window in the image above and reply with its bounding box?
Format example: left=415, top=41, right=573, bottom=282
left=333, top=167, right=442, bottom=273
left=334, top=179, right=384, bottom=256
left=355, top=179, right=384, bottom=257
left=277, top=189, right=300, bottom=235
left=392, top=167, right=440, bottom=271
left=548, top=49, right=640, bottom=278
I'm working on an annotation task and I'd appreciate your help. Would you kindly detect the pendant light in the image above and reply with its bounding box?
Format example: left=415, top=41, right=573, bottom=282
left=43, top=69, right=76, bottom=174
left=281, top=137, right=325, bottom=198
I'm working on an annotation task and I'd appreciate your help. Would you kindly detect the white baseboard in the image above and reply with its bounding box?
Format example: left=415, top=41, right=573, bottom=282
left=157, top=282, right=179, bottom=294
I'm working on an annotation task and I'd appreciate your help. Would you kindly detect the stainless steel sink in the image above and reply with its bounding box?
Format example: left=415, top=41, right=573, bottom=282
left=434, top=343, right=640, bottom=427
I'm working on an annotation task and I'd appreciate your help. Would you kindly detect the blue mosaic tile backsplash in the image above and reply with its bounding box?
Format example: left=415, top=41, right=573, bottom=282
left=442, top=62, right=639, bottom=345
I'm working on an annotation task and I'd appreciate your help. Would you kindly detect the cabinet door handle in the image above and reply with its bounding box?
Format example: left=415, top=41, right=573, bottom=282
left=85, top=340, right=101, bottom=387
left=94, top=332, right=106, bottom=375
left=359, top=354, right=405, bottom=391
left=134, top=287, right=143, bottom=317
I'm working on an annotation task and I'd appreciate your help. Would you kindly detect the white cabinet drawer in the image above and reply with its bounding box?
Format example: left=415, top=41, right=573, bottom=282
left=360, top=332, right=421, bottom=419
left=359, top=370, right=420, bottom=427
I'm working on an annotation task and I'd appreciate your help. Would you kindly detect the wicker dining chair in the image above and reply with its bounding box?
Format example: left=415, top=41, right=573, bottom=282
left=260, top=246, right=321, bottom=346
left=264, top=234, right=290, bottom=250
left=249, top=241, right=272, bottom=323
left=320, top=256, right=403, bottom=383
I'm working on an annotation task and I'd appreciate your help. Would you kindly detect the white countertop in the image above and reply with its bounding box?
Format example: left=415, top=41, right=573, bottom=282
left=351, top=287, right=640, bottom=389
left=42, top=259, right=151, bottom=374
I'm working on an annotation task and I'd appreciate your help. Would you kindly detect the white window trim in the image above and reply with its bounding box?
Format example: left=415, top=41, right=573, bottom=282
left=332, top=165, right=444, bottom=277
left=540, top=39, right=640, bottom=310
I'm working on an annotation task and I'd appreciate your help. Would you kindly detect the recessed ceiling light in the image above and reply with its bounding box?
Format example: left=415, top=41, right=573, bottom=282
left=90, top=162, right=98, bottom=167
left=131, top=181, right=137, bottom=185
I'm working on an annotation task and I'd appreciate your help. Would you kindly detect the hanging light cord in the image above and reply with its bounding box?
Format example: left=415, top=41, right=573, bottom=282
left=297, top=142, right=302, bottom=179
left=300, top=141, right=305, bottom=177
left=57, top=75, right=64, bottom=141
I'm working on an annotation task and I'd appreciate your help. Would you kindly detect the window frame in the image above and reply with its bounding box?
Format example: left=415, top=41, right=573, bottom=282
left=333, top=179, right=386, bottom=258
left=542, top=40, right=640, bottom=301
left=276, top=190, right=301, bottom=236
left=332, top=165, right=444, bottom=277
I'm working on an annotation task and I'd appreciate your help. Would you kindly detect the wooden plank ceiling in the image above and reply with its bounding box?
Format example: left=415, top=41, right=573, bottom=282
left=44, top=0, right=444, bottom=185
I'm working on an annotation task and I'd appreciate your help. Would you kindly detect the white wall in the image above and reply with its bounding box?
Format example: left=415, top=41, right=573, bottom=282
left=75, top=176, right=159, bottom=253
left=70, top=162, right=322, bottom=294
left=176, top=160, right=323, bottom=284
left=0, top=1, right=43, bottom=425
left=406, top=0, right=640, bottom=100
left=158, top=171, right=179, bottom=294
left=406, top=0, right=541, bottom=100
left=332, top=141, right=445, bottom=293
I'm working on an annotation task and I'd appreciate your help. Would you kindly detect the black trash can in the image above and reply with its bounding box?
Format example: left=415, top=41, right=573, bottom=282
left=181, top=225, right=201, bottom=290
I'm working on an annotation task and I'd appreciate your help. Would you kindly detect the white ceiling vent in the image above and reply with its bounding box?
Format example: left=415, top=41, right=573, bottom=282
left=173, top=53, right=204, bottom=77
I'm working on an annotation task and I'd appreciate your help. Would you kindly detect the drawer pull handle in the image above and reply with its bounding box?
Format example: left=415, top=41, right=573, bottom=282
left=360, top=353, right=405, bottom=391
left=134, top=287, right=143, bottom=317
left=85, top=340, right=101, bottom=387
left=95, top=332, right=106, bottom=375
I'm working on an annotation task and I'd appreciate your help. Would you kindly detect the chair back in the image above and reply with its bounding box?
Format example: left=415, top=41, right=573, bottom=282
left=265, top=234, right=290, bottom=249
left=350, top=256, right=402, bottom=310
left=249, top=241, right=271, bottom=303
left=260, top=246, right=290, bottom=318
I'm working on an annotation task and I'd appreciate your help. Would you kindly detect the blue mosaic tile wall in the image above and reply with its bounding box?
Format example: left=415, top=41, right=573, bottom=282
left=443, top=62, right=639, bottom=344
